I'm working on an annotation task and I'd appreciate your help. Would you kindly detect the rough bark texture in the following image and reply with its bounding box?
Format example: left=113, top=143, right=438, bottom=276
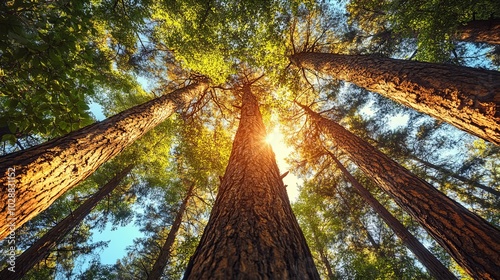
left=290, top=52, right=500, bottom=145
left=457, top=19, right=500, bottom=44
left=0, top=165, right=132, bottom=280
left=0, top=81, right=208, bottom=240
left=147, top=183, right=194, bottom=280
left=302, top=105, right=500, bottom=279
left=328, top=151, right=457, bottom=280
left=183, top=85, right=320, bottom=279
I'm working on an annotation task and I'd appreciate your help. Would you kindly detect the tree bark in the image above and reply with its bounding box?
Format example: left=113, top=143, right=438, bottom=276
left=327, top=151, right=457, bottom=280
left=0, top=81, right=208, bottom=240
left=147, top=183, right=194, bottom=280
left=456, top=19, right=500, bottom=45
left=0, top=165, right=133, bottom=280
left=317, top=247, right=335, bottom=280
left=290, top=52, right=500, bottom=145
left=300, top=104, right=500, bottom=280
left=183, top=84, right=320, bottom=279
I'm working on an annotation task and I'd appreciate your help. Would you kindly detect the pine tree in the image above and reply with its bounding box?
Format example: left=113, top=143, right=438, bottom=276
left=299, top=103, right=500, bottom=279
left=326, top=150, right=457, bottom=279
left=0, top=165, right=133, bottom=280
left=183, top=82, right=320, bottom=279
left=290, top=52, right=500, bottom=145
left=148, top=183, right=194, bottom=280
left=0, top=81, right=208, bottom=240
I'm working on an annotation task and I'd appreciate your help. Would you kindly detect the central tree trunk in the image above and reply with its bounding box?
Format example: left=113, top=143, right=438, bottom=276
left=183, top=84, right=320, bottom=279
left=0, top=81, right=208, bottom=240
left=290, top=52, right=500, bottom=145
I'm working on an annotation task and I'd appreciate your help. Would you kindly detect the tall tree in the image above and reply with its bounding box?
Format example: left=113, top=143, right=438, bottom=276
left=457, top=19, right=500, bottom=45
left=183, top=82, right=320, bottom=279
left=290, top=52, right=500, bottom=145
left=326, top=150, right=457, bottom=279
left=0, top=165, right=133, bottom=280
left=148, top=182, right=194, bottom=280
left=299, top=104, right=500, bottom=279
left=0, top=80, right=208, bottom=240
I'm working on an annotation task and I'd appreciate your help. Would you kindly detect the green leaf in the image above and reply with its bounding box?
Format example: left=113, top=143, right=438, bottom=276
left=7, top=122, right=17, bottom=134
left=77, top=100, right=90, bottom=110
left=1, top=134, right=16, bottom=144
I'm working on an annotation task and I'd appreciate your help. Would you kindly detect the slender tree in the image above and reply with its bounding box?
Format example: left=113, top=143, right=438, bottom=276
left=290, top=52, right=500, bottom=145
left=0, top=165, right=133, bottom=280
left=326, top=150, right=457, bottom=280
left=300, top=104, right=500, bottom=279
left=148, top=182, right=194, bottom=280
left=406, top=153, right=500, bottom=197
left=456, top=19, right=500, bottom=45
left=0, top=80, right=209, bottom=240
left=183, top=83, right=320, bottom=279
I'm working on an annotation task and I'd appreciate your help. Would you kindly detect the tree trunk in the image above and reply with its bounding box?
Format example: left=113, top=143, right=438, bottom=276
left=0, top=81, right=208, bottom=240
left=0, top=165, right=133, bottom=280
left=300, top=104, right=500, bottom=280
left=327, top=151, right=457, bottom=280
left=408, top=154, right=500, bottom=197
left=183, top=84, right=320, bottom=279
left=290, top=52, right=500, bottom=145
left=456, top=19, right=500, bottom=45
left=317, top=247, right=335, bottom=280
left=147, top=183, right=194, bottom=280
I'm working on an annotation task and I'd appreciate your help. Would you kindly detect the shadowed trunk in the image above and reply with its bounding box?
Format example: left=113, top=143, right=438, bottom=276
left=327, top=151, right=457, bottom=280
left=183, top=84, right=320, bottom=279
left=300, top=104, right=500, bottom=280
left=0, top=165, right=133, bottom=280
left=0, top=81, right=208, bottom=240
left=456, top=19, right=500, bottom=44
left=147, top=183, right=195, bottom=280
left=290, top=52, right=500, bottom=145
left=408, top=155, right=500, bottom=197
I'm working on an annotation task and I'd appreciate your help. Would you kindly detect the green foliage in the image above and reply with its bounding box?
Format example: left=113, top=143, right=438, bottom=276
left=149, top=0, right=311, bottom=84
left=0, top=0, right=148, bottom=142
left=347, top=0, right=500, bottom=62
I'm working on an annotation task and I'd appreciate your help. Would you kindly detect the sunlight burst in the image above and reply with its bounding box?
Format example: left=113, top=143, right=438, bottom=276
left=265, top=127, right=301, bottom=202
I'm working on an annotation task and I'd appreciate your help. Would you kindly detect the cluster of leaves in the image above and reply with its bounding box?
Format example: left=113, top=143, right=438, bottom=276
left=347, top=0, right=500, bottom=62
left=0, top=0, right=149, bottom=145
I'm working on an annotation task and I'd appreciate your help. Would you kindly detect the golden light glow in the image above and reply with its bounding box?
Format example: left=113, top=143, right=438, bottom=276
left=265, top=126, right=301, bottom=202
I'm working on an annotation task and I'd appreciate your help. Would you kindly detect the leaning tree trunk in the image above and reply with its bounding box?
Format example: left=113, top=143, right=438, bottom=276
left=183, top=84, right=320, bottom=279
left=147, top=183, right=194, bottom=280
left=300, top=104, right=500, bottom=280
left=456, top=19, right=500, bottom=45
left=290, top=52, right=500, bottom=145
left=408, top=154, right=500, bottom=197
left=327, top=151, right=457, bottom=280
left=0, top=165, right=133, bottom=280
left=0, top=81, right=208, bottom=240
